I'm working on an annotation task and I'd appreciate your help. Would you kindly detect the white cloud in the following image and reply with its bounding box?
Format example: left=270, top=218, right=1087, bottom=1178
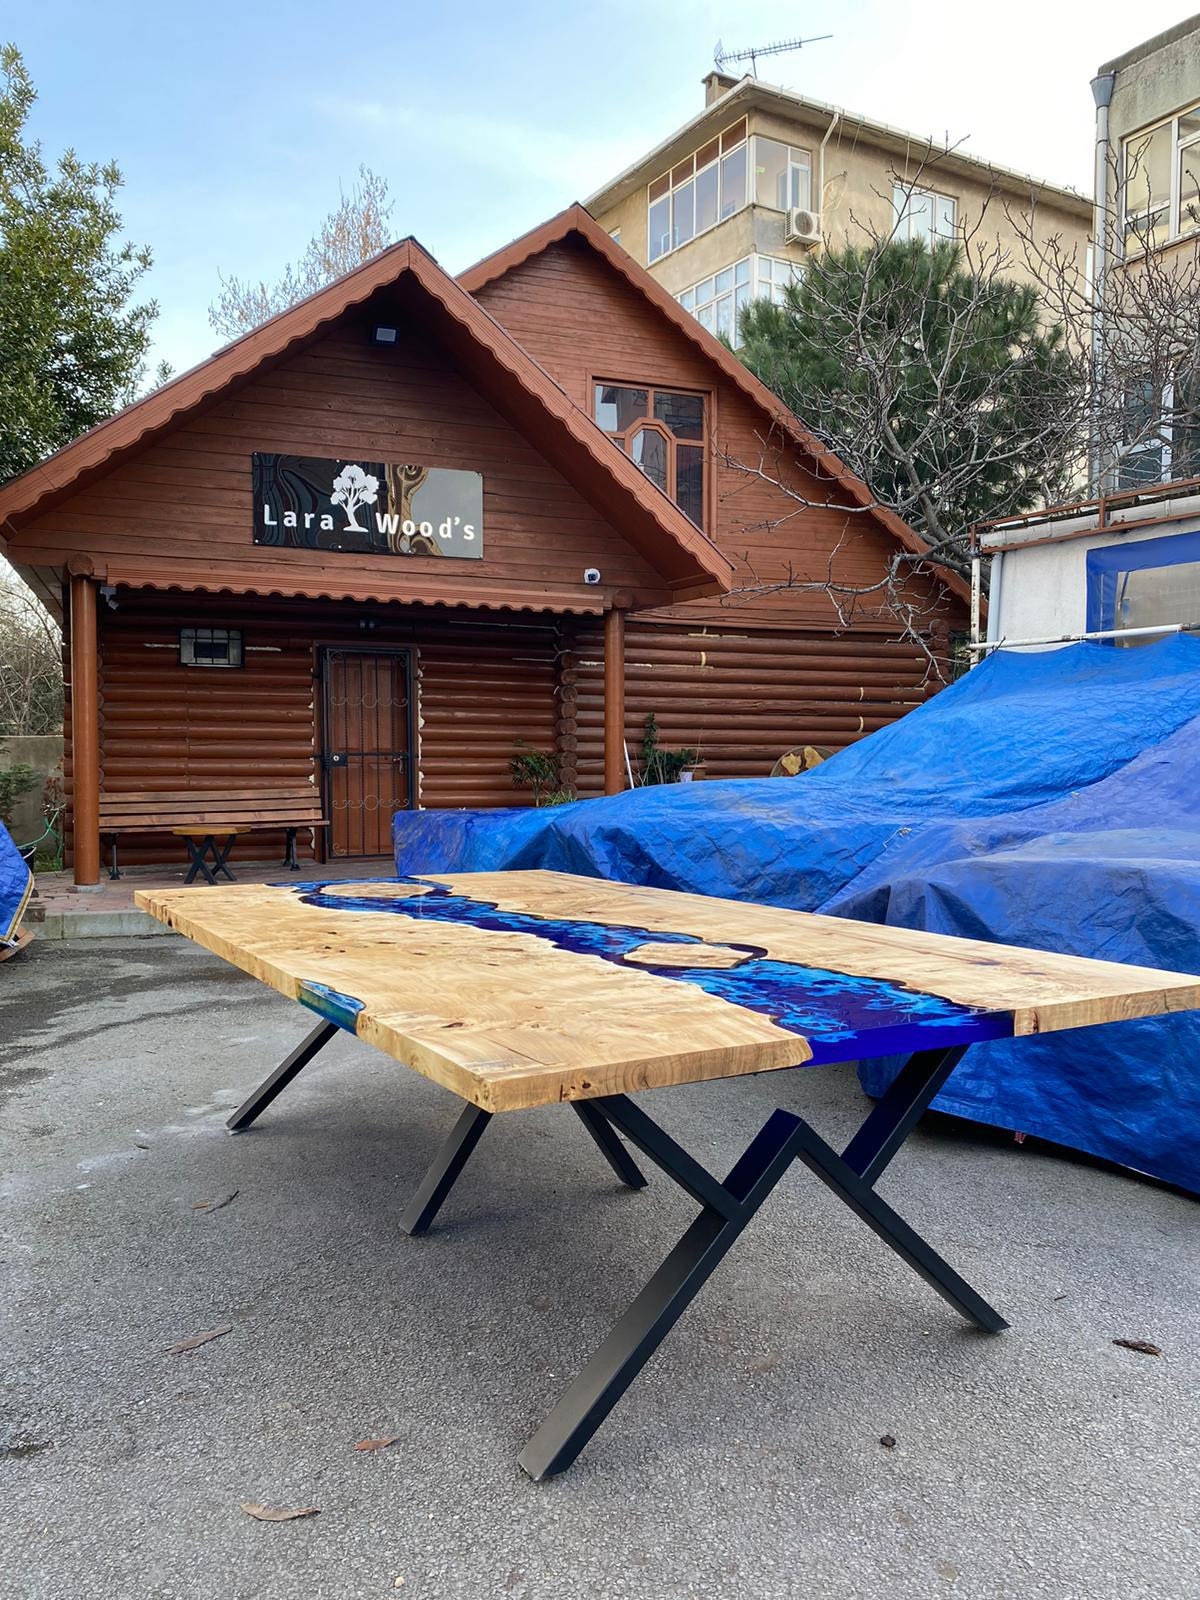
left=314, top=93, right=646, bottom=194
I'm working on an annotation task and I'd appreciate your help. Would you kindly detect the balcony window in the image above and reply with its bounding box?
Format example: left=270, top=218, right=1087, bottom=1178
left=595, top=383, right=707, bottom=526
left=677, top=255, right=802, bottom=346
left=719, top=142, right=747, bottom=218
left=892, top=183, right=958, bottom=243
left=756, top=254, right=803, bottom=305
left=753, top=137, right=813, bottom=211
left=1121, top=102, right=1200, bottom=252
left=646, top=119, right=748, bottom=262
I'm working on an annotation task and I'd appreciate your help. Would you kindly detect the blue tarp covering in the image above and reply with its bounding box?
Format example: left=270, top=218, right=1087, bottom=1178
left=0, top=820, right=33, bottom=944
left=395, top=638, right=1200, bottom=1193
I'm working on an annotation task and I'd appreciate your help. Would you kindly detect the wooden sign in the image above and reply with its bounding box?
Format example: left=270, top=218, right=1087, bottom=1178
left=251, top=454, right=482, bottom=558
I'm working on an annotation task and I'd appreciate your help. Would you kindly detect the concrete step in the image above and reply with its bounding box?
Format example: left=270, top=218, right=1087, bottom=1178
left=33, top=909, right=173, bottom=941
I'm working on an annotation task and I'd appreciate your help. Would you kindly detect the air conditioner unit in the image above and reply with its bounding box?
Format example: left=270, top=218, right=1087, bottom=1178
left=785, top=208, right=822, bottom=245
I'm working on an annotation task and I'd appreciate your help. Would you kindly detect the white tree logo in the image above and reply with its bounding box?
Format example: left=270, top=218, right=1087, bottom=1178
left=330, top=464, right=379, bottom=533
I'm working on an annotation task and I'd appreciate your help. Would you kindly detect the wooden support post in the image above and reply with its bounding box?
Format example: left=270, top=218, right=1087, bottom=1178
left=69, top=573, right=101, bottom=887
left=603, top=607, right=626, bottom=796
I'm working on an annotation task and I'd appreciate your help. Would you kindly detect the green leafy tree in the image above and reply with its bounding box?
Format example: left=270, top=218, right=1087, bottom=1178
left=736, top=239, right=1080, bottom=578
left=0, top=43, right=163, bottom=483
left=209, top=166, right=394, bottom=340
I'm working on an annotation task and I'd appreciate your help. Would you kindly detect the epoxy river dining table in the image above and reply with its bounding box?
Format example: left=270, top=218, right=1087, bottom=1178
left=136, top=869, right=1200, bottom=1479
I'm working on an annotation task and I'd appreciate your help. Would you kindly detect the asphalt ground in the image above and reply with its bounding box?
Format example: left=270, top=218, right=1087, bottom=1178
left=2, top=937, right=1198, bottom=1600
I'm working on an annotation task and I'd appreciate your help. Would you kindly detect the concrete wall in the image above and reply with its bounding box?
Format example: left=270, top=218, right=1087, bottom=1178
left=1104, top=16, right=1200, bottom=147
left=0, top=733, right=63, bottom=848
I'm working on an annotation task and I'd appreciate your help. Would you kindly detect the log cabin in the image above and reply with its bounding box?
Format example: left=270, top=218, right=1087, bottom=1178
left=0, top=205, right=969, bottom=886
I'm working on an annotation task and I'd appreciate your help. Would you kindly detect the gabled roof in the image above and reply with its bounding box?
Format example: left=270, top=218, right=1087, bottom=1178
left=0, top=237, right=732, bottom=603
left=460, top=204, right=973, bottom=605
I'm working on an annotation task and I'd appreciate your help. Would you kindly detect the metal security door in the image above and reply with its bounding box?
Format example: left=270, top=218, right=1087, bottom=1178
left=321, top=649, right=415, bottom=857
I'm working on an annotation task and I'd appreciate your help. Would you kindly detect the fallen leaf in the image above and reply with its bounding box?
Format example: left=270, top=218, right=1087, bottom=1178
left=167, top=1325, right=232, bottom=1354
left=239, top=1502, right=319, bottom=1522
left=1112, top=1337, right=1162, bottom=1357
left=354, top=1435, right=401, bottom=1452
left=192, top=1190, right=238, bottom=1213
left=879, top=1434, right=897, bottom=1449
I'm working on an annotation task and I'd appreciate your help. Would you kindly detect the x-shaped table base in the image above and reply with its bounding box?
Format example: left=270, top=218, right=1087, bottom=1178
left=179, top=832, right=238, bottom=886
left=226, top=1025, right=1006, bottom=1478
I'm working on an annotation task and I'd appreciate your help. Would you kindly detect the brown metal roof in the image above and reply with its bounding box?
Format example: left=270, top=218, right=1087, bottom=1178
left=459, top=204, right=974, bottom=607
left=0, top=237, right=732, bottom=604
left=100, top=558, right=608, bottom=615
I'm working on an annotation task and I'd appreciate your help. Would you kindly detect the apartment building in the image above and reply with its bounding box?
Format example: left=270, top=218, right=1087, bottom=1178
left=1094, top=13, right=1200, bottom=488
left=975, top=19, right=1200, bottom=651
left=589, top=72, right=1092, bottom=345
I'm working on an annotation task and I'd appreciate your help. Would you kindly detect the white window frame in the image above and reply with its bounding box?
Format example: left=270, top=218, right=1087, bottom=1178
left=1120, top=101, right=1200, bottom=257
left=677, top=254, right=803, bottom=346
left=1118, top=372, right=1200, bottom=489
left=752, top=137, right=813, bottom=213
left=646, top=121, right=750, bottom=264
left=892, top=182, right=958, bottom=243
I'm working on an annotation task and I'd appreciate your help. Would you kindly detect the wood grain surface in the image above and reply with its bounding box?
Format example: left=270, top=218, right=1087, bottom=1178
left=135, top=871, right=1200, bottom=1113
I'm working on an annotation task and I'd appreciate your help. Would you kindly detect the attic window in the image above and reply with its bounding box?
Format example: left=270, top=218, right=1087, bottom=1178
left=595, top=383, right=707, bottom=527
left=180, top=627, right=244, bottom=668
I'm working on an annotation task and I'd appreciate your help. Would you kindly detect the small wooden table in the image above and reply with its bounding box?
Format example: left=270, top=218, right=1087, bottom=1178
left=135, top=870, right=1200, bottom=1479
left=172, top=826, right=244, bottom=885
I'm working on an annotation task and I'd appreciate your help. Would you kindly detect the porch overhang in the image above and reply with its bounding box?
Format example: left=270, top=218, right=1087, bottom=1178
left=92, top=559, right=616, bottom=617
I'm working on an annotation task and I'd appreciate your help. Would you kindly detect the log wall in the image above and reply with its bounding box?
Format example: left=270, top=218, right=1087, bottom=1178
left=561, top=619, right=936, bottom=793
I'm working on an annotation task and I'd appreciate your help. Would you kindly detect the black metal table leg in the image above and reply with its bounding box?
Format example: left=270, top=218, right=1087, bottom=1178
left=182, top=836, right=215, bottom=886
left=791, top=1121, right=1007, bottom=1334
left=210, top=834, right=237, bottom=882
left=842, top=1046, right=966, bottom=1184
left=400, top=1104, right=493, bottom=1237
left=227, top=1019, right=339, bottom=1132
left=183, top=834, right=237, bottom=886
left=520, top=1071, right=1007, bottom=1481
left=518, top=1108, right=804, bottom=1481
left=571, top=1101, right=647, bottom=1189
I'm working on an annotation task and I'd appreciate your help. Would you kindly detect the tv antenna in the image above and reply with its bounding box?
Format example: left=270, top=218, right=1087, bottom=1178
left=713, top=35, right=832, bottom=78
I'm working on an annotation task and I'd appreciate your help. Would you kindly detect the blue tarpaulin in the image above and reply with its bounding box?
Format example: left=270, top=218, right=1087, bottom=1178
left=0, top=820, right=33, bottom=944
left=395, top=638, right=1200, bottom=1193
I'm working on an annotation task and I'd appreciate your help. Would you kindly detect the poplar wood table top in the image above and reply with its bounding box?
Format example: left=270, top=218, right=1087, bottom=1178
left=134, top=871, right=1200, bottom=1113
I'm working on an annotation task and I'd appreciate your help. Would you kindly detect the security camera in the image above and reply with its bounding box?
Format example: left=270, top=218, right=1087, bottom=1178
left=583, top=567, right=602, bottom=585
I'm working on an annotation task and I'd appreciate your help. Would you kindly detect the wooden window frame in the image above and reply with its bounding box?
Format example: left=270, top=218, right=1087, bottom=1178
left=591, top=379, right=713, bottom=531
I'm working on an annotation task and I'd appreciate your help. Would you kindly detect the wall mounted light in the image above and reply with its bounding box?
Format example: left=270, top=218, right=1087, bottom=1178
left=372, top=325, right=399, bottom=346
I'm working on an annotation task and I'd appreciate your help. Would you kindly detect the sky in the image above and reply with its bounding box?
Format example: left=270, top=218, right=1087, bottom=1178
left=11, top=0, right=1196, bottom=376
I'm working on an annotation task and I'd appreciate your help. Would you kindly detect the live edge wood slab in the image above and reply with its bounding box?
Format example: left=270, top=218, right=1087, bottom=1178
left=135, top=870, right=1200, bottom=1115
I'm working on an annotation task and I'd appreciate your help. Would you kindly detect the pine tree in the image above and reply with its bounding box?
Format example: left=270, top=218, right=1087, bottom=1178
left=737, top=239, right=1079, bottom=571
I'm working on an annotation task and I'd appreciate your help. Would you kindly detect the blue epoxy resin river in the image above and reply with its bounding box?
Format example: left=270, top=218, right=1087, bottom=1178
left=287, top=879, right=1013, bottom=1062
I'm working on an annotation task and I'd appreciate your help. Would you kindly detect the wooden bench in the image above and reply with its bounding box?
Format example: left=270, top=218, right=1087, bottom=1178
left=98, top=788, right=329, bottom=882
